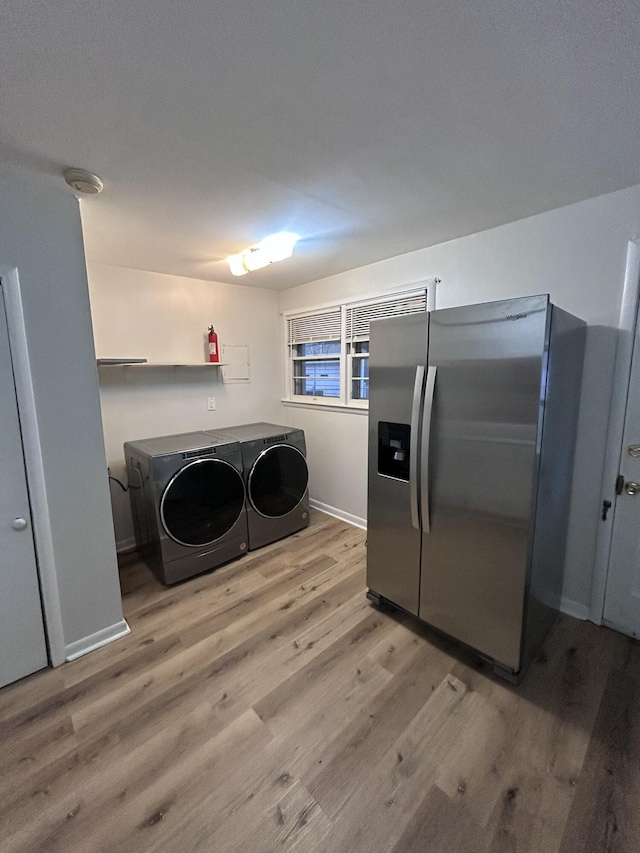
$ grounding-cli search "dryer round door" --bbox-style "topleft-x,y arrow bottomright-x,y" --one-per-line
248,444 -> 309,518
160,458 -> 245,547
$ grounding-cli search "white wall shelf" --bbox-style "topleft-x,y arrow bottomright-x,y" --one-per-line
97,359 -> 227,367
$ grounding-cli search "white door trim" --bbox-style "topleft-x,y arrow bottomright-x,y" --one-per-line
590,240 -> 640,624
0,265 -> 65,666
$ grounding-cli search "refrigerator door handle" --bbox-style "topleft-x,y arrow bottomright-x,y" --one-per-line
410,365 -> 426,530
421,365 -> 437,533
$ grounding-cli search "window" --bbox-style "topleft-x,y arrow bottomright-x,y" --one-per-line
284,286 -> 429,408
349,341 -> 369,401
288,307 -> 342,400
293,340 -> 341,399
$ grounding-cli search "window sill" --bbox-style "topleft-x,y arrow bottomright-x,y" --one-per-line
281,399 -> 369,415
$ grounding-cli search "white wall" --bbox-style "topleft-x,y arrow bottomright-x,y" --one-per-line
87,263 -> 282,550
279,184 -> 640,616
0,172 -> 125,660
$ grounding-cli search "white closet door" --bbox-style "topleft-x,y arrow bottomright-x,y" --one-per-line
0,285 -> 47,688
604,302 -> 640,637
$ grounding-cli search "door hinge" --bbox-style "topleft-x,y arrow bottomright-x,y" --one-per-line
615,474 -> 625,495
602,500 -> 612,521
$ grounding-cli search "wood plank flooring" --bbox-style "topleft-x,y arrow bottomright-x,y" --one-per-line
1,510 -> 640,852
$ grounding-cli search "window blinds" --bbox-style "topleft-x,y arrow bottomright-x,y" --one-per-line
287,308 -> 342,344
345,290 -> 427,342
287,289 -> 427,346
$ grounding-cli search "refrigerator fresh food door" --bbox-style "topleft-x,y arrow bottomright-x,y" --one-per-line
420,295 -> 550,673
367,312 -> 428,615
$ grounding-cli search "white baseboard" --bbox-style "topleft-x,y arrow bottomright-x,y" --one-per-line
310,498 -> 367,530
559,596 -> 591,622
602,617 -> 639,639
116,536 -> 137,554
65,618 -> 131,662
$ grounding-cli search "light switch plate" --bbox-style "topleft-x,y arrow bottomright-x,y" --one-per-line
207,397 -> 216,411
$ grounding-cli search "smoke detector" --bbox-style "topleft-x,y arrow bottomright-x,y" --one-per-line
64,168 -> 104,195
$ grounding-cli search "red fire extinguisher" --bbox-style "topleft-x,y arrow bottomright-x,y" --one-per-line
208,326 -> 220,363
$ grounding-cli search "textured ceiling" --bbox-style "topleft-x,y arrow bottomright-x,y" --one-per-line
1,0 -> 639,289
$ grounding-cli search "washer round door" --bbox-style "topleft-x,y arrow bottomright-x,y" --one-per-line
160,458 -> 245,547
248,444 -> 309,518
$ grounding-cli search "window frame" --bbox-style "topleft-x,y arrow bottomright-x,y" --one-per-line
291,338 -> 342,401
282,278 -> 437,410
346,338 -> 370,409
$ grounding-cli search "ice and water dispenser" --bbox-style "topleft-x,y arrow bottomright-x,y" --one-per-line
377,422 -> 411,481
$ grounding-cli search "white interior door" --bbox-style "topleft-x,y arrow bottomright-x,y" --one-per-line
604,306 -> 640,637
0,284 -> 48,688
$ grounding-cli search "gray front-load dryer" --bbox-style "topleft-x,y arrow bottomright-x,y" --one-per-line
212,423 -> 309,551
124,431 -> 248,584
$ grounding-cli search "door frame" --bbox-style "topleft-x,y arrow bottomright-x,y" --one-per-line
590,240 -> 640,625
0,265 -> 65,666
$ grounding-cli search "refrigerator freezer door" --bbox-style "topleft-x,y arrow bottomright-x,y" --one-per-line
419,295 -> 550,672
367,312 -> 428,615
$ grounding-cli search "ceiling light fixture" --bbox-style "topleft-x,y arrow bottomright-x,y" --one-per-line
227,232 -> 299,276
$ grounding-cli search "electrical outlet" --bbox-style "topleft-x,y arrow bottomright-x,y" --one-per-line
207,397 -> 216,411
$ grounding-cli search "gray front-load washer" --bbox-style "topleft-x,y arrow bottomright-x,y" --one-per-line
124,431 -> 248,584
212,423 -> 309,551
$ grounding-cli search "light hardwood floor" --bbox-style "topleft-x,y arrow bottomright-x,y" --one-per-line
1,511 -> 639,852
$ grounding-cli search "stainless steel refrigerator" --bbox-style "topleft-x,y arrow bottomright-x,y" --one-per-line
366,294 -> 585,681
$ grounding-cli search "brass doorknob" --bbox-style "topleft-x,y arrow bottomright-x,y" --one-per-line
625,481 -> 640,496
